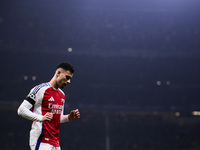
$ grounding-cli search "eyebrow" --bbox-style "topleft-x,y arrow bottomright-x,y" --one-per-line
66,75 -> 72,80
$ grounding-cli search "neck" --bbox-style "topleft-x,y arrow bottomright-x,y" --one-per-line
49,77 -> 58,89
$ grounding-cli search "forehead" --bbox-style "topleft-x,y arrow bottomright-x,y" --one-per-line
62,70 -> 73,77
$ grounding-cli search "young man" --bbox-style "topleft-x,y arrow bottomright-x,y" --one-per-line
17,62 -> 80,150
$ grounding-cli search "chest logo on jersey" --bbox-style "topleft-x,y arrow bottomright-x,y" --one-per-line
48,96 -> 55,101
48,103 -> 62,114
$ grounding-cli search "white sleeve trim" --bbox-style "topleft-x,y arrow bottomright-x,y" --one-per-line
60,114 -> 69,123
60,98 -> 69,123
17,100 -> 43,122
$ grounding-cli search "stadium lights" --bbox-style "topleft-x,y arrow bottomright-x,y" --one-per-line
68,47 -> 72,52
192,111 -> 200,116
23,75 -> 37,81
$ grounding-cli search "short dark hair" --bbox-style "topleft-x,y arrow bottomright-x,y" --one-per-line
56,62 -> 74,73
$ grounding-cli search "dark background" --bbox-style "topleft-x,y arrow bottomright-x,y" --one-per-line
0,0 -> 200,150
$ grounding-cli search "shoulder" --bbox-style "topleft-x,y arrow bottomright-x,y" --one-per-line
26,82 -> 51,103
30,82 -> 51,94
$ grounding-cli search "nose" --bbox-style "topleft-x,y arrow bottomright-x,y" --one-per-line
67,79 -> 71,84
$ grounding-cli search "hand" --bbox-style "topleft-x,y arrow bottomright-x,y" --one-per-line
68,109 -> 80,121
42,112 -> 53,122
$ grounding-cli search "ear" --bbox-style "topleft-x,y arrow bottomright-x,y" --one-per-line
56,70 -> 62,77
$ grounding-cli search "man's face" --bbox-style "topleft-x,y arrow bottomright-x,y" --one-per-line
56,69 -> 73,89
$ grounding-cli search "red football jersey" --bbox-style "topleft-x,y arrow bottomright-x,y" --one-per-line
27,83 -> 65,147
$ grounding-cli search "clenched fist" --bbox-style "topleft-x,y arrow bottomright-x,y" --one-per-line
42,112 -> 53,122
68,109 -> 80,121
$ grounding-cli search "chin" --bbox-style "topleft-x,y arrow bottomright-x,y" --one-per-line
60,84 -> 67,89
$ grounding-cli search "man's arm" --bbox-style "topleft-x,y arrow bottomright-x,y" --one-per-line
60,109 -> 80,123
17,100 -> 53,122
